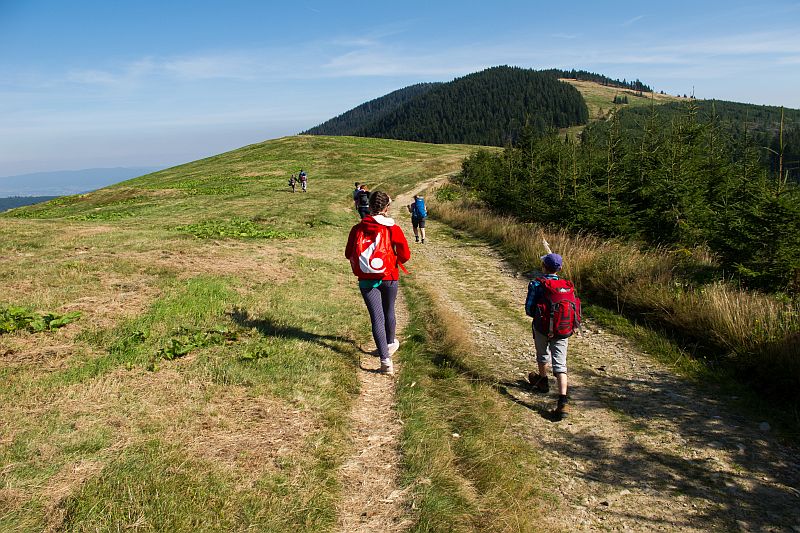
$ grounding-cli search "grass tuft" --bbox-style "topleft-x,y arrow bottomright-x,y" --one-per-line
398,277 -> 549,532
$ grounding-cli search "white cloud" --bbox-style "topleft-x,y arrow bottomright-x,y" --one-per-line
622,15 -> 646,27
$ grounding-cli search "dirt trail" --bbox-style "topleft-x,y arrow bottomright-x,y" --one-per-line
408,212 -> 800,531
336,181 -> 438,533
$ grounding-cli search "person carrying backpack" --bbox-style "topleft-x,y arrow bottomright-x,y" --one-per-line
524,253 -> 581,420
407,194 -> 427,243
299,170 -> 307,192
345,191 -> 410,375
356,185 -> 370,219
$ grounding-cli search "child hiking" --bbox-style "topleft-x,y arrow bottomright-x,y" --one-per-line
525,253 -> 581,420
345,191 -> 410,375
407,194 -> 427,243
288,174 -> 297,193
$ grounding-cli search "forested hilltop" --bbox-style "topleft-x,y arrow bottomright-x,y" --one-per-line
305,66 -> 589,146
303,82 -> 441,136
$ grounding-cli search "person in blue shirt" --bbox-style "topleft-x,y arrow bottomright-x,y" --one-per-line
525,253 -> 571,420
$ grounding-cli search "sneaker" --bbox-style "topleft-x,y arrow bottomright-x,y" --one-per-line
380,359 -> 394,375
421,239 -> 425,244
554,400 -> 570,420
527,372 -> 549,392
387,339 -> 400,356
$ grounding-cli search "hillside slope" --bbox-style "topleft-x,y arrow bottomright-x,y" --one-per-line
2,135 -> 797,532
0,135 -> 477,531
306,66 -> 589,146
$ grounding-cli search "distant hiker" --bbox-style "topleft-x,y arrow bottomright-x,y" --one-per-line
345,191 -> 410,375
356,185 -> 370,219
352,182 -> 361,207
525,253 -> 581,420
299,170 -> 308,192
289,174 -> 297,193
407,194 -> 427,243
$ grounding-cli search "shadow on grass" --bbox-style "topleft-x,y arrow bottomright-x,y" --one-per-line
228,307 -> 358,360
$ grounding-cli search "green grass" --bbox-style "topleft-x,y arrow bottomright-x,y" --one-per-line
397,277 -> 549,532
0,135 -> 476,530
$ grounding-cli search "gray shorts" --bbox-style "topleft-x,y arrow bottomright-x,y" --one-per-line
533,325 -> 568,374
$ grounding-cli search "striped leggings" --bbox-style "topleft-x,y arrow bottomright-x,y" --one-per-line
360,280 -> 398,362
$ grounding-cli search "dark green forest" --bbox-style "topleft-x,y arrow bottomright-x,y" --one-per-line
461,101 -> 800,293
584,100 -> 800,182
305,66 -> 589,146
303,82 -> 441,136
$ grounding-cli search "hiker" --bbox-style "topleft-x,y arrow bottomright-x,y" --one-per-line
299,170 -> 307,192
355,185 -> 370,219
525,253 -> 581,420
289,174 -> 297,193
352,182 -> 361,209
345,191 -> 410,375
407,194 -> 427,243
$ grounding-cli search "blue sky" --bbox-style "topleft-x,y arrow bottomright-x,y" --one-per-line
2,0 -> 799,176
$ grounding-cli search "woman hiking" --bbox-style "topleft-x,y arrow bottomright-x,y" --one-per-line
344,191 -> 410,375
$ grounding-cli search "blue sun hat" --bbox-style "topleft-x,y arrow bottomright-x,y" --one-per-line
540,253 -> 563,271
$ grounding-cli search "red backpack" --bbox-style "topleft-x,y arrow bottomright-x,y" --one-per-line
349,225 -> 396,279
532,277 -> 582,339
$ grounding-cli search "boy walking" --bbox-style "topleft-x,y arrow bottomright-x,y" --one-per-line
525,253 -> 581,420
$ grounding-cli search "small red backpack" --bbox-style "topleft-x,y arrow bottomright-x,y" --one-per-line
349,225 -> 396,279
533,278 -> 582,339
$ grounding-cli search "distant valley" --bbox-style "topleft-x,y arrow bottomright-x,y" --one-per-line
0,167 -> 160,197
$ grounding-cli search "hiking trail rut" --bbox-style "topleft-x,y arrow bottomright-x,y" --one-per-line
408,203 -> 800,532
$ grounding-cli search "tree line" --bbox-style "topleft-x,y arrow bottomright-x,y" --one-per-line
461,101 -> 800,293
540,68 -> 652,92
303,83 -> 441,136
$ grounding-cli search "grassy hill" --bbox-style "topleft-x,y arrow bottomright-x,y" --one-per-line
0,135 -> 478,531
560,78 -> 685,121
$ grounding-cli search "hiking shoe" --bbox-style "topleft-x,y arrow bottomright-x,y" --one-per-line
387,339 -> 400,356
415,236 -> 419,242
554,400 -> 570,420
527,372 -> 549,392
380,359 -> 394,375
421,239 -> 425,244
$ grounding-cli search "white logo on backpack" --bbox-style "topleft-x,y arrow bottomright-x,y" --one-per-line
359,233 -> 386,274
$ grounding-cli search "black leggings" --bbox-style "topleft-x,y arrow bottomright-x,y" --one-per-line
360,280 -> 398,361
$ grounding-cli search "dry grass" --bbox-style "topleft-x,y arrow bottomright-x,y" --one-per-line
561,79 -> 686,121
430,193 -> 800,391
398,277 -> 549,532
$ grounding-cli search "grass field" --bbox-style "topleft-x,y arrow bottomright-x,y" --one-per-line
0,135 -> 477,531
560,79 -> 686,121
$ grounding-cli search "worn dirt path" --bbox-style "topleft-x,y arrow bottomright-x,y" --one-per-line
408,208 -> 800,532
335,180 -> 440,533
